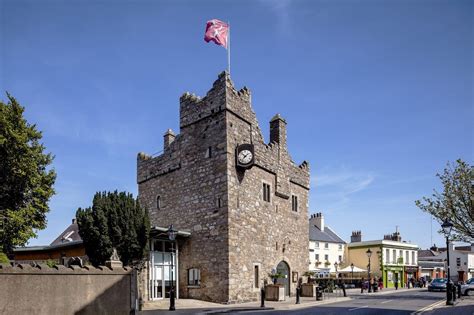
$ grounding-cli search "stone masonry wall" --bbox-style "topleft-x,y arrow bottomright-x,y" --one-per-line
224,74 -> 310,302
137,74 -> 230,303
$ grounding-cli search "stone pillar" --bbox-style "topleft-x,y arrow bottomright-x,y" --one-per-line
270,114 -> 287,148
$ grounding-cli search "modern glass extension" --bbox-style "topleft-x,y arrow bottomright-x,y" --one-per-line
149,240 -> 178,300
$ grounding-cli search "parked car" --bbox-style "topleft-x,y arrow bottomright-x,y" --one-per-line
428,278 -> 447,292
460,278 -> 474,296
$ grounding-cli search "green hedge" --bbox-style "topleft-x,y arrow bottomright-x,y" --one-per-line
0,252 -> 10,263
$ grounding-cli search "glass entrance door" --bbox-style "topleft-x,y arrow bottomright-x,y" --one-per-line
149,240 -> 176,300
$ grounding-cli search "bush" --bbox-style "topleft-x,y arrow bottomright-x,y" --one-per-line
46,259 -> 57,268
0,252 -> 9,263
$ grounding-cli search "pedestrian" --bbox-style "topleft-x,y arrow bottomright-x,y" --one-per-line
422,277 -> 426,288
361,277 -> 365,293
394,279 -> 398,290
411,277 -> 415,289
378,277 -> 383,291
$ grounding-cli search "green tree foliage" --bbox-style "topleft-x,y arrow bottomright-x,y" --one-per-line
0,93 -> 56,256
415,159 -> 473,242
76,191 -> 150,266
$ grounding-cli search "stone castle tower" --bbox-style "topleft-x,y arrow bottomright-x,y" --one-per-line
137,72 -> 310,303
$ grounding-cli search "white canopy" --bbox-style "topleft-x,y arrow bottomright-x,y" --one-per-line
338,265 -> 367,273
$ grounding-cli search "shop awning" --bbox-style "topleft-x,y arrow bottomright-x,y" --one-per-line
338,265 -> 367,273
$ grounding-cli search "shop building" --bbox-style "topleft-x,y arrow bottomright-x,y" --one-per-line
346,230 -> 419,288
137,72 -> 310,303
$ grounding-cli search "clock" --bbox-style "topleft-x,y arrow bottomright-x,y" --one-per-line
236,143 -> 254,169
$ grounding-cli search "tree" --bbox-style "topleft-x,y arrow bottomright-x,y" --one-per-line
415,159 -> 473,242
0,93 -> 56,256
76,191 -> 150,266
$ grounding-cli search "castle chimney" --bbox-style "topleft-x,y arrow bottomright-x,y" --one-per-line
351,230 -> 362,243
72,218 -> 77,224
430,244 -> 438,252
164,129 -> 176,150
270,114 -> 287,148
309,212 -> 324,231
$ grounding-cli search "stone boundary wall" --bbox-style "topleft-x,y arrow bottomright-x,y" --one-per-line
0,263 -> 137,315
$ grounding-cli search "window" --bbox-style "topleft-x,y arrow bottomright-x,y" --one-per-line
188,268 -> 200,286
156,196 -> 161,210
324,254 -> 328,261
217,197 -> 222,208
338,244 -> 342,250
412,251 -> 415,265
291,195 -> 298,212
315,254 -> 319,261
315,242 -> 320,248
263,183 -> 271,202
254,265 -> 259,288
406,251 -> 409,265
324,243 -> 329,249
392,249 -> 396,264
456,258 -> 461,267
338,255 -> 342,262
386,249 -> 390,264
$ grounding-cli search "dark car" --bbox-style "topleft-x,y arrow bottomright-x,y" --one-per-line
428,278 -> 447,292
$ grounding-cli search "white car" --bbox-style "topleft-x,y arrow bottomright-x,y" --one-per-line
460,278 -> 474,296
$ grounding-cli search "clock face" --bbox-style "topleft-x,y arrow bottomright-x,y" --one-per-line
238,149 -> 253,164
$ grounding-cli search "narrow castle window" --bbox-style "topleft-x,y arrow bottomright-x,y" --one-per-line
263,183 -> 271,202
217,197 -> 222,208
156,196 -> 161,210
291,195 -> 298,212
254,265 -> 259,289
206,146 -> 212,158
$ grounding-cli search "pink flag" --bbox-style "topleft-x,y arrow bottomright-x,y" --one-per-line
204,19 -> 229,49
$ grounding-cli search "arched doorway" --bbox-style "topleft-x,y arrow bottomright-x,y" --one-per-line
276,261 -> 290,296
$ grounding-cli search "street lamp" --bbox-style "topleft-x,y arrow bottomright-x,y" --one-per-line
350,263 -> 354,282
441,219 -> 453,306
366,248 -> 372,293
167,224 -> 177,311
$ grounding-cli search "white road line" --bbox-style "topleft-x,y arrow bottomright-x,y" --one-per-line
348,305 -> 369,311
410,299 -> 445,314
380,299 -> 393,304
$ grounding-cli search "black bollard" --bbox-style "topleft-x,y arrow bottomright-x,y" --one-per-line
260,287 -> 265,308
457,283 -> 462,298
296,287 -> 301,304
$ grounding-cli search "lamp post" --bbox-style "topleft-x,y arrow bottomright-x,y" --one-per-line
366,248 -> 372,293
167,225 -> 177,311
441,219 -> 453,306
350,263 -> 354,283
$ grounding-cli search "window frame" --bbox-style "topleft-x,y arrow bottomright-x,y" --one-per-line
187,268 -> 201,287
156,195 -> 161,210
262,182 -> 271,203
291,194 -> 298,212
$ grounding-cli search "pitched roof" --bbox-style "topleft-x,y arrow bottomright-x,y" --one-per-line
309,224 -> 346,244
50,219 -> 82,246
418,249 -> 440,257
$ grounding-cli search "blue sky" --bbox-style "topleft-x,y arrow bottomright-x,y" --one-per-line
1,0 -> 472,249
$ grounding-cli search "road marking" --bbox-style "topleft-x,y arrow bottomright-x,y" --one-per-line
349,306 -> 369,311
410,299 -> 445,314
380,299 -> 393,304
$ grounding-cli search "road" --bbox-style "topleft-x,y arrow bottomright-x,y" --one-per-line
240,290 -> 474,315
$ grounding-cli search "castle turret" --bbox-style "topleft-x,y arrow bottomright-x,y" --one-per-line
164,129 -> 176,150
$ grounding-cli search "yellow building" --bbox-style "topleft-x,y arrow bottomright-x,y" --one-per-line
346,231 -> 419,288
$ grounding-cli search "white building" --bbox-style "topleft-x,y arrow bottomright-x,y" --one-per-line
423,244 -> 474,282
308,213 -> 346,277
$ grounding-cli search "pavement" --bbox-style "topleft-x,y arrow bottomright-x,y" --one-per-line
139,287 -> 445,314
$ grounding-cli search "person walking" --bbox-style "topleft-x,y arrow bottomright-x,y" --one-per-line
394,279 -> 399,290
360,278 -> 365,293
378,277 -> 383,291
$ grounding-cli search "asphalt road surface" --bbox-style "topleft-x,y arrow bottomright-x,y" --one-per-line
240,290 -> 474,315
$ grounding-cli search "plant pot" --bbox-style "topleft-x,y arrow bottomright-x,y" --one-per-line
301,284 -> 316,297
265,284 -> 285,301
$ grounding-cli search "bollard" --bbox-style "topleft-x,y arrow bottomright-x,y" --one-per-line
457,283 -> 462,298
452,285 -> 457,302
169,288 -> 176,311
296,286 -> 300,304
316,286 -> 323,301
260,287 -> 265,308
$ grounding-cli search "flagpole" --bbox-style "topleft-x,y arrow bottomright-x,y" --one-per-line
227,21 -> 231,75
